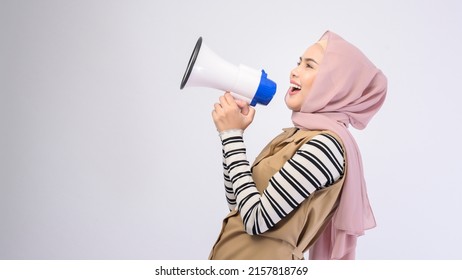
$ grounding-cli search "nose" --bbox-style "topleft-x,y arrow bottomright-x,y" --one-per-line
290,67 -> 299,78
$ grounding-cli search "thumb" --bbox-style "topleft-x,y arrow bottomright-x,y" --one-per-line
244,106 -> 256,124
235,99 -> 250,115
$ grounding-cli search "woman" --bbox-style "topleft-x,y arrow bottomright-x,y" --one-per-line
209,31 -> 387,260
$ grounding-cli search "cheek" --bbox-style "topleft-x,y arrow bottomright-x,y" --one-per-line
301,73 -> 316,89
298,74 -> 316,101
285,91 -> 304,111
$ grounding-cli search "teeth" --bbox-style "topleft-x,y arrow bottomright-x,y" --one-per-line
290,83 -> 301,90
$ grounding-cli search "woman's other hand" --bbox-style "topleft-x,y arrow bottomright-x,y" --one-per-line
212,92 -> 256,132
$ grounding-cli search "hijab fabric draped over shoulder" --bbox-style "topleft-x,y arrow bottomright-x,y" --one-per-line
291,31 -> 387,259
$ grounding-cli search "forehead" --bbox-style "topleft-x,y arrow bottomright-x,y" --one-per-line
301,43 -> 325,62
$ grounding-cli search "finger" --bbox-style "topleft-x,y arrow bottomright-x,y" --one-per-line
235,99 -> 250,115
219,95 -> 229,108
224,92 -> 237,107
213,103 -> 223,113
235,100 -> 249,115
242,106 -> 256,128
247,106 -> 256,120
235,99 -> 247,108
211,110 -> 221,129
212,104 -> 224,120
211,108 -> 219,121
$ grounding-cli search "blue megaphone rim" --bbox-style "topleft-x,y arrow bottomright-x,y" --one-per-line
250,70 -> 277,106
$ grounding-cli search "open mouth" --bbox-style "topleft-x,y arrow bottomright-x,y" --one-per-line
289,83 -> 301,94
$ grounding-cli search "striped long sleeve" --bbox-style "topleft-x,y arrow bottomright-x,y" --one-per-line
222,137 -> 237,211
220,130 -> 345,235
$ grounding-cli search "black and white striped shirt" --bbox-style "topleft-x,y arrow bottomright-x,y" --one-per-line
221,129 -> 345,235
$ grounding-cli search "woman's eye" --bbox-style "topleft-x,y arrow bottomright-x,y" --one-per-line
297,61 -> 313,69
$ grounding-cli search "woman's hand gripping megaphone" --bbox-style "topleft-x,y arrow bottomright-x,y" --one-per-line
212,92 -> 256,133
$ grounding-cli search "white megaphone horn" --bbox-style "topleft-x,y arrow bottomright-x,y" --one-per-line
180,37 -> 277,106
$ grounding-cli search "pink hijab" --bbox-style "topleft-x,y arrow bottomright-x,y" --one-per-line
291,31 -> 387,259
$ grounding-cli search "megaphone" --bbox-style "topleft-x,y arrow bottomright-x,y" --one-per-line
180,37 -> 277,106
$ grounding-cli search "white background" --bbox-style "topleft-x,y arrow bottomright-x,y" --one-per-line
1,0 -> 461,259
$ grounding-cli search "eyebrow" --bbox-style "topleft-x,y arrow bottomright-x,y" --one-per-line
299,57 -> 319,64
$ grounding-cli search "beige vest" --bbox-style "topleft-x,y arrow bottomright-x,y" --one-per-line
209,127 -> 346,260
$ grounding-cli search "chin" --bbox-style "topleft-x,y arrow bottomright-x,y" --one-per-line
285,95 -> 302,111
284,101 -> 300,112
